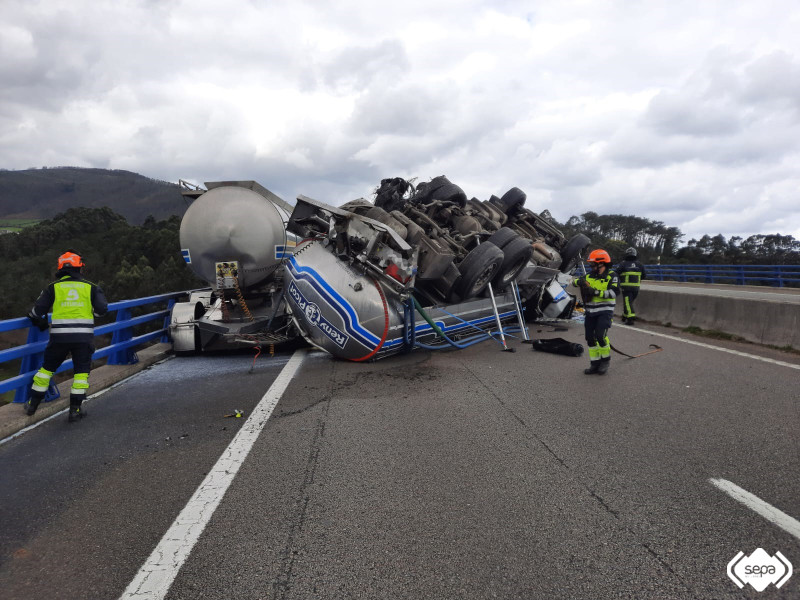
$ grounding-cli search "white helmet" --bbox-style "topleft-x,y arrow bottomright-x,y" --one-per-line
626,247 -> 637,257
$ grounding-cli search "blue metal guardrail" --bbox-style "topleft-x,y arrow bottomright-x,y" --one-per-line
0,290 -> 190,404
644,264 -> 800,287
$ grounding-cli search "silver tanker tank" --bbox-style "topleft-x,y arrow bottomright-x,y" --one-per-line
170,181 -> 297,353
179,181 -> 292,289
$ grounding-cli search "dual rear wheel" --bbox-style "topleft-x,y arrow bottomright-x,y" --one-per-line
452,227 -> 534,301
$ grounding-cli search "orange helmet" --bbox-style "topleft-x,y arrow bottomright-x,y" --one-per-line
587,249 -> 611,264
58,251 -> 84,269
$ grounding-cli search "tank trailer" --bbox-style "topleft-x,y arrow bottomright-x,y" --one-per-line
170,177 -> 590,360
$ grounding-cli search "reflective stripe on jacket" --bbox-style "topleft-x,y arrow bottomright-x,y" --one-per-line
615,259 -> 647,288
573,270 -> 620,315
30,271 -> 108,343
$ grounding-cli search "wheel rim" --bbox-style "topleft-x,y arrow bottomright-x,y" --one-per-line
471,263 -> 499,295
500,257 -> 528,284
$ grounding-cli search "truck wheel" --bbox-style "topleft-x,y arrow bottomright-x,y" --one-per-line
492,187 -> 527,214
559,233 -> 591,273
430,182 -> 467,207
454,242 -> 504,299
486,227 -> 518,249
494,236 -> 534,287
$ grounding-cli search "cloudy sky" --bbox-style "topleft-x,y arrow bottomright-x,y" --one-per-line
2,0 -> 800,242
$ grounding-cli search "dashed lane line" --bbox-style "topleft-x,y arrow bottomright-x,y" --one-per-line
118,348 -> 308,600
625,326 -> 800,370
709,479 -> 800,541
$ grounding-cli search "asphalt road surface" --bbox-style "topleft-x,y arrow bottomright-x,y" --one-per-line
1,320 -> 798,599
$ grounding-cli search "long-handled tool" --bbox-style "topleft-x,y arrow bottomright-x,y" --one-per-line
511,280 -> 532,343
611,343 -> 663,358
476,239 -> 515,353
486,279 -> 515,352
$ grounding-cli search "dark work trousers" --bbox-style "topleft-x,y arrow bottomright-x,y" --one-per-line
584,311 -> 612,362
42,341 -> 94,374
621,287 -> 639,319
41,341 -> 94,406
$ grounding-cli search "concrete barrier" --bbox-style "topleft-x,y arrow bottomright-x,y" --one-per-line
618,287 -> 800,349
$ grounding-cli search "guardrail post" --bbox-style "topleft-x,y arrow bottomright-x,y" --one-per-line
107,308 -> 139,365
680,266 -> 687,283
161,299 -> 176,343
775,266 -> 784,288
14,324 -> 60,404
737,266 -> 744,285
705,266 -> 713,284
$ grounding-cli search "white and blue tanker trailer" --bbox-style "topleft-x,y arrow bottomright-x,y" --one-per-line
170,178 -> 589,360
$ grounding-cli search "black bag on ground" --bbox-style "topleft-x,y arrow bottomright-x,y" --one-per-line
532,337 -> 584,357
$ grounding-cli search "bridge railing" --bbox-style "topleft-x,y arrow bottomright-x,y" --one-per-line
643,264 -> 800,287
0,290 -> 191,404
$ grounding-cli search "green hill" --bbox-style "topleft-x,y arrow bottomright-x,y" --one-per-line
0,167 -> 187,225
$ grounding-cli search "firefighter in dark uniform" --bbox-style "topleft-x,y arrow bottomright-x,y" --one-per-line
574,249 -> 619,375
25,251 -> 108,422
615,247 -> 646,325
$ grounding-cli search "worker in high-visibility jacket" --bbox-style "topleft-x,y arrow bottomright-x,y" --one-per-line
614,247 -> 647,325
573,249 -> 619,375
25,251 -> 108,422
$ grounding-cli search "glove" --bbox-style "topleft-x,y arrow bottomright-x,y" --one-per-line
28,312 -> 49,332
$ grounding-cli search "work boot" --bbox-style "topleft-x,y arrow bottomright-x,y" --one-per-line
24,395 -> 43,416
597,357 -> 610,375
584,362 -> 600,375
68,405 -> 85,423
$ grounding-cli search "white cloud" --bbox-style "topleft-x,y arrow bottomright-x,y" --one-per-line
1,0 -> 800,241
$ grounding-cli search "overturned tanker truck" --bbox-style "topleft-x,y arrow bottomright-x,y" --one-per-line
170,177 -> 590,360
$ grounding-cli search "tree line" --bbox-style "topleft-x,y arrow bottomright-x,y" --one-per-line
546,211 -> 800,266
0,207 -> 203,320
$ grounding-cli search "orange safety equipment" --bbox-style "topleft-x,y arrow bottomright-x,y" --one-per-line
58,251 -> 85,269
587,249 -> 611,264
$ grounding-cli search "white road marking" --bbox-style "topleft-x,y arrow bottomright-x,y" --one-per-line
709,478 -> 800,541
625,326 -> 800,370
119,348 -> 307,600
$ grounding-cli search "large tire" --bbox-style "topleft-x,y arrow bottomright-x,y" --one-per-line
492,187 -> 527,214
486,226 -> 518,249
413,175 -> 450,203
559,233 -> 591,273
430,182 -> 467,207
494,236 -> 534,287
454,242 -> 504,299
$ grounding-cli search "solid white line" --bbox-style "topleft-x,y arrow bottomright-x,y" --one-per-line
0,357 -> 175,447
625,326 -> 800,370
709,478 -> 800,541
119,348 -> 307,600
